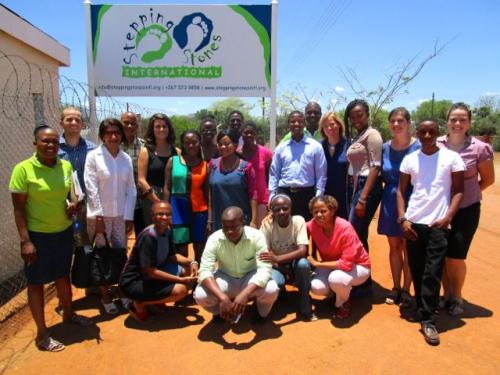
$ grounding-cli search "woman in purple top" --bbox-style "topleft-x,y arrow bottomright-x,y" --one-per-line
240,121 -> 273,227
377,107 -> 420,307
438,102 -> 495,315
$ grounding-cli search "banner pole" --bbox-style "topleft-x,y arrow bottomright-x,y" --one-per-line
84,0 -> 98,142
269,0 -> 278,149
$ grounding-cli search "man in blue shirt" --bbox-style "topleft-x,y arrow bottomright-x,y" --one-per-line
58,107 -> 96,250
279,101 -> 323,144
269,111 -> 327,220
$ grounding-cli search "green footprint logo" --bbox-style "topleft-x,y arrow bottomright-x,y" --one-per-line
135,24 -> 173,63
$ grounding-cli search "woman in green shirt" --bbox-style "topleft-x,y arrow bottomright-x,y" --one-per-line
9,126 -> 92,352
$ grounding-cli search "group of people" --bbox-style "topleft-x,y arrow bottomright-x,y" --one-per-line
9,99 -> 494,351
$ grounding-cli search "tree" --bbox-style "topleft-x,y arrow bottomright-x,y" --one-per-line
412,99 -> 453,129
331,40 -> 451,127
208,97 -> 254,127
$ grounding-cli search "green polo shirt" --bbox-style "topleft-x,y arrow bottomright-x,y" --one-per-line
198,226 -> 272,287
9,153 -> 73,233
279,129 -> 322,144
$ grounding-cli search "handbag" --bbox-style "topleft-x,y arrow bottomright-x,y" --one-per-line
70,235 -> 128,288
71,245 -> 93,288
88,235 -> 128,286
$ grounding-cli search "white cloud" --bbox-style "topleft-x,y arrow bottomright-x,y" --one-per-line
418,98 -> 430,104
334,86 -> 345,93
176,100 -> 188,105
482,92 -> 499,96
167,107 -> 178,113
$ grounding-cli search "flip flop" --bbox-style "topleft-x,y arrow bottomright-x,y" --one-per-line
36,336 -> 65,352
101,300 -> 119,315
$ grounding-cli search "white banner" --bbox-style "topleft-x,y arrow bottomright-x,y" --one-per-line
89,4 -> 272,97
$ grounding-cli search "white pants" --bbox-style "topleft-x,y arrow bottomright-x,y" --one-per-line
194,270 -> 279,317
311,265 -> 371,307
87,216 -> 127,248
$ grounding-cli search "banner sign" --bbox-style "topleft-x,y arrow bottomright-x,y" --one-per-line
90,4 -> 271,97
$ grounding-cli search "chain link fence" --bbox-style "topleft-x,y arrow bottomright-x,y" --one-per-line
0,50 -> 166,321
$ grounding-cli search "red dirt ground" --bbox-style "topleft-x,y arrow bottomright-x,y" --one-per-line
1,156 -> 499,375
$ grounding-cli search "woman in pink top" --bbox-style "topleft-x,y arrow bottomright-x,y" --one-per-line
307,195 -> 371,319
437,102 -> 495,316
240,121 -> 273,226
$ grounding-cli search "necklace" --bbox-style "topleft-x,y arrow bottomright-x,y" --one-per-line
220,156 -> 239,172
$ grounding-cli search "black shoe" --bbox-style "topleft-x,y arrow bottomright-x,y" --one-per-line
420,323 -> 440,346
251,308 -> 267,324
385,288 -> 401,305
212,314 -> 226,323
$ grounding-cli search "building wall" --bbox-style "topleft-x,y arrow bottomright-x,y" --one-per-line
0,31 -> 63,286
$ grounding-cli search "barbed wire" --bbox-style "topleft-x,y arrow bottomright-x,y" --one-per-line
0,49 -> 168,320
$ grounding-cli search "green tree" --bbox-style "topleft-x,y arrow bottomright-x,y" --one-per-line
208,98 -> 254,127
412,99 -> 453,129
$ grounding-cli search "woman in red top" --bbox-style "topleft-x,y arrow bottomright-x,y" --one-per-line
307,195 -> 371,318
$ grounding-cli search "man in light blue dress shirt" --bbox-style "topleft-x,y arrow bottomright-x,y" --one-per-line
269,111 -> 327,220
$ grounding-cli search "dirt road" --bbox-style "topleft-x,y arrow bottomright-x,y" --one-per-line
1,157 -> 499,375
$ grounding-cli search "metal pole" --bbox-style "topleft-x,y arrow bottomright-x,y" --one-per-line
84,0 -> 98,142
269,0 -> 278,149
431,92 -> 435,117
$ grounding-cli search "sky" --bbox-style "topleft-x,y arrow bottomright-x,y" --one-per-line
2,0 -> 500,117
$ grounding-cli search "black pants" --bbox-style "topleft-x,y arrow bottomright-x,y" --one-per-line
407,224 -> 448,324
133,207 -> 145,237
277,186 -> 316,221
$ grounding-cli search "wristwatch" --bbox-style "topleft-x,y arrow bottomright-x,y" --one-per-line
397,217 -> 408,225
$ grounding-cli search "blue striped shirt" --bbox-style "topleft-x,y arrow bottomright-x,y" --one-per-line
58,136 -> 96,194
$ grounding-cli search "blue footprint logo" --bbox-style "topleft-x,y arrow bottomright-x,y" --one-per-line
173,13 -> 213,53
135,24 -> 173,63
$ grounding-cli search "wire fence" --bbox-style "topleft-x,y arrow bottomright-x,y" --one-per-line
0,50 -> 166,321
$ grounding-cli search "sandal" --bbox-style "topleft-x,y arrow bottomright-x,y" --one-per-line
36,335 -> 65,352
400,290 -> 412,308
334,300 -> 351,319
129,304 -> 149,322
65,314 -> 93,327
101,300 -> 119,315
385,288 -> 400,305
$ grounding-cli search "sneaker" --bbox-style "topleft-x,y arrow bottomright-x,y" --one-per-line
438,296 -> 451,309
385,288 -> 400,305
420,323 -> 440,346
448,299 -> 464,316
251,308 -> 267,324
399,290 -> 412,308
298,312 -> 318,322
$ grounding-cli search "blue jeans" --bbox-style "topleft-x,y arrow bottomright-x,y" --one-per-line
271,257 -> 312,315
347,175 -> 382,252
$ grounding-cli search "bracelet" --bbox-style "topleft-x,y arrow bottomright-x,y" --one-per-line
190,260 -> 199,266
20,239 -> 32,245
358,198 -> 367,205
207,220 -> 214,224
